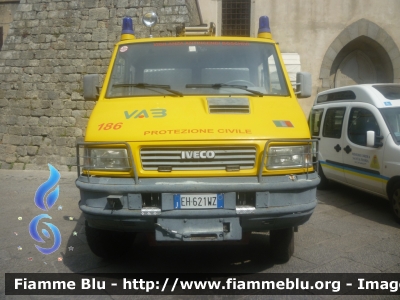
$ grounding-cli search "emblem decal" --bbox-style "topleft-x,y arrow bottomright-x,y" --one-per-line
273,120 -> 294,127
181,151 -> 215,159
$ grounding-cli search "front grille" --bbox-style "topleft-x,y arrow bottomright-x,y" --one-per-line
140,146 -> 256,171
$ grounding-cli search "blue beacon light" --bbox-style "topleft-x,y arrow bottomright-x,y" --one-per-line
257,16 -> 272,39
122,17 -> 134,34
121,17 -> 135,40
258,16 -> 271,33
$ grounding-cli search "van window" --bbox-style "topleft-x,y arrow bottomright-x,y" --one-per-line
316,91 -> 356,103
322,107 -> 345,138
380,107 -> 400,144
348,108 -> 380,146
309,109 -> 324,136
373,85 -> 400,100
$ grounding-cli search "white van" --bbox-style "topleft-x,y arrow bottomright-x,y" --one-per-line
309,84 -> 400,223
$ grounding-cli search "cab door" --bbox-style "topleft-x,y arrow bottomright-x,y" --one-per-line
342,105 -> 386,196
318,106 -> 348,184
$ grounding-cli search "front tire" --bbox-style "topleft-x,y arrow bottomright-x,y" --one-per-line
270,227 -> 294,263
85,221 -> 135,259
389,181 -> 400,224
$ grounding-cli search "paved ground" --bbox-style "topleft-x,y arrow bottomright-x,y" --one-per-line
1,169 -> 400,299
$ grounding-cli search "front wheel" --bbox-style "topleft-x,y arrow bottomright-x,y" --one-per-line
389,181 -> 400,224
317,162 -> 330,190
85,221 -> 135,259
270,227 -> 294,263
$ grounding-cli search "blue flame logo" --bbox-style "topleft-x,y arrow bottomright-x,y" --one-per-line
34,164 -> 60,211
29,164 -> 62,255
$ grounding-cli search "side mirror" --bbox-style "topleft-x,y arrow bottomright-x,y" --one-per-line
83,74 -> 99,100
295,72 -> 312,98
366,131 -> 375,147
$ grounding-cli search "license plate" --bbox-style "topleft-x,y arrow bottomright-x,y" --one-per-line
173,194 -> 224,209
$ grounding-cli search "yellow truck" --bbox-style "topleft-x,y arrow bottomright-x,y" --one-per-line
76,13 -> 319,263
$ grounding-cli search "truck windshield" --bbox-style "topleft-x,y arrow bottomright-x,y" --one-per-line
106,41 -> 289,98
380,107 -> 400,144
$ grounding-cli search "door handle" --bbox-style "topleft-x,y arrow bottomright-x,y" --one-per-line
343,145 -> 352,154
334,144 -> 341,152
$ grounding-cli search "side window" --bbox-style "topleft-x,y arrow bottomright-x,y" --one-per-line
107,57 -> 128,97
267,55 -> 284,94
309,109 -> 324,137
348,108 -> 380,146
322,107 -> 346,138
381,108 -> 400,144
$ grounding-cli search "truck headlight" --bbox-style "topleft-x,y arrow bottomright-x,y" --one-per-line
84,148 -> 130,171
266,145 -> 311,169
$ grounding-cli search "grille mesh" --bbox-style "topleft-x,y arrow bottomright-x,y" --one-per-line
141,146 -> 256,171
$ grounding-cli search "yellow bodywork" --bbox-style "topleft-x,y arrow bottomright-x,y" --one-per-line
84,35 -> 312,177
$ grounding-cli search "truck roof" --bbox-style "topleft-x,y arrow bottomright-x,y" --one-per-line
313,84 -> 400,108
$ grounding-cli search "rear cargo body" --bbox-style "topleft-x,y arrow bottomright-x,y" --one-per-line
76,15 -> 319,262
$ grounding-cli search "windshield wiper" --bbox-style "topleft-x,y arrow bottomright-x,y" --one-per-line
112,83 -> 183,97
186,83 -> 264,97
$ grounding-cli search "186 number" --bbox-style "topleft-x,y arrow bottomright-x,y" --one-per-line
98,122 -> 123,130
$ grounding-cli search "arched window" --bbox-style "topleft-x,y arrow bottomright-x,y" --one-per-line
332,37 -> 392,88
319,19 -> 399,90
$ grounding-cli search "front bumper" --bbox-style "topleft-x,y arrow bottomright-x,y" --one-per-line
76,173 -> 319,240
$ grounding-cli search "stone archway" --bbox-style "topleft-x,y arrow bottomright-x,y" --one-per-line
319,19 -> 400,90
335,50 -> 377,87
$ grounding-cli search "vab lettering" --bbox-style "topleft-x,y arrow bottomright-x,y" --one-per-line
124,109 -> 167,119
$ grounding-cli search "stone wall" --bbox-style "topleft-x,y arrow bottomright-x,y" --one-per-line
0,0 -> 200,170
